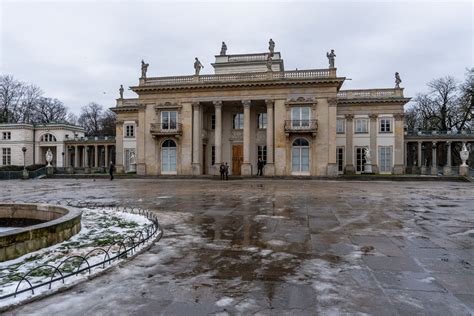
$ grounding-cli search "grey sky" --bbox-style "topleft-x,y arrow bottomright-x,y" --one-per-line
1,0 -> 472,114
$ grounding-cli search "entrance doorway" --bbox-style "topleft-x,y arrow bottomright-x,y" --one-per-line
291,138 -> 310,175
161,139 -> 177,174
232,144 -> 243,175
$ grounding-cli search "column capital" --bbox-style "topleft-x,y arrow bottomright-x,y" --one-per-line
344,114 -> 354,121
446,141 -> 451,145
242,100 -> 251,108
192,101 -> 200,109
328,98 -> 337,107
369,114 -> 378,121
265,99 -> 274,107
213,100 -> 223,108
432,141 -> 437,146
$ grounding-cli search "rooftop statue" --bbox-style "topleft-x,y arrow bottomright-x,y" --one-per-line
194,57 -> 204,76
326,49 -> 336,68
119,84 -> 124,99
268,38 -> 275,56
220,42 -> 227,55
395,72 -> 402,88
266,54 -> 273,71
141,60 -> 149,78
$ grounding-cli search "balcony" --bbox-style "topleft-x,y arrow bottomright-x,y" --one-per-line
284,120 -> 318,136
150,123 -> 183,137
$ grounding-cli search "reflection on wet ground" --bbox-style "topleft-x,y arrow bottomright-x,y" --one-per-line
2,179 -> 474,315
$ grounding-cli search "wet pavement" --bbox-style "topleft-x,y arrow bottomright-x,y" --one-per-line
2,178 -> 474,315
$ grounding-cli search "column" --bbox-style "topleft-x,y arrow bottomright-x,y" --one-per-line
241,100 -> 252,175
115,121 -> 124,173
74,145 -> 79,168
417,142 -> 422,168
344,114 -> 354,173
431,142 -> 437,175
393,113 -> 405,174
105,146 -> 109,168
327,98 -> 338,176
213,101 -> 223,175
94,145 -> 99,168
443,141 -> 452,175
192,102 -> 202,175
84,146 -> 90,173
369,114 -> 378,173
264,99 -> 275,176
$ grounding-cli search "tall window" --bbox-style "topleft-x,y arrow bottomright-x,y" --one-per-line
233,113 -> 244,129
161,111 -> 178,130
258,113 -> 267,129
336,147 -> 344,173
257,145 -> 267,164
40,133 -> 57,142
379,118 -> 393,133
291,107 -> 310,127
355,119 -> 368,133
211,114 -> 216,130
355,147 -> 367,172
291,138 -> 310,175
379,146 -> 393,173
2,132 -> 11,140
211,146 -> 215,165
125,125 -> 135,137
336,119 -> 345,134
2,148 -> 11,166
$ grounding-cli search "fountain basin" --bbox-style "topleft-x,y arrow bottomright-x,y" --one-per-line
0,203 -> 82,261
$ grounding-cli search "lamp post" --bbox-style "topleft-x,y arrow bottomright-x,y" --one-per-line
21,147 -> 28,180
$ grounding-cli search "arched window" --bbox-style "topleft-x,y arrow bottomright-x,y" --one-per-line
40,133 -> 57,142
292,138 -> 310,175
161,139 -> 177,174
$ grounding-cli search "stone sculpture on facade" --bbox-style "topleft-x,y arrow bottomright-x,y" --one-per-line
459,143 -> 470,176
395,72 -> 402,88
327,50 -> 336,68
220,42 -> 227,55
363,147 -> 373,173
268,38 -> 275,56
45,148 -> 53,167
194,57 -> 204,76
141,60 -> 149,78
266,54 -> 273,71
119,85 -> 124,99
129,150 -> 137,172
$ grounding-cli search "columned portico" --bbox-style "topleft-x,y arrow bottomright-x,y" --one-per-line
241,100 -> 252,176
192,102 -> 202,175
264,99 -> 275,176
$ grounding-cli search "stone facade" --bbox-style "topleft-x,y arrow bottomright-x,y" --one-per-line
112,47 -> 410,176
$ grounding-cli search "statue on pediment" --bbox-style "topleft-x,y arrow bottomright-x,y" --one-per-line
327,49 -> 336,68
194,57 -> 204,75
268,38 -> 275,55
119,85 -> 124,99
141,60 -> 149,78
220,42 -> 227,55
395,72 -> 402,88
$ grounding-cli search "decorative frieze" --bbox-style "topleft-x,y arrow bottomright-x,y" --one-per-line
285,96 -> 317,110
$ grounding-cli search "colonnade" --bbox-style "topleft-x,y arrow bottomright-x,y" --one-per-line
64,144 -> 115,169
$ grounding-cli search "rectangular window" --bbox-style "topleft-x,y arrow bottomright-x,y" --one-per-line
355,119 -> 368,133
125,125 -> 135,137
336,119 -> 345,134
291,107 -> 310,127
161,111 -> 178,130
2,148 -> 11,166
379,118 -> 393,133
379,146 -> 393,173
211,146 -> 215,165
355,147 -> 367,172
233,113 -> 244,129
336,147 -> 344,173
257,145 -> 267,164
211,114 -> 215,130
2,132 -> 11,140
258,113 -> 267,129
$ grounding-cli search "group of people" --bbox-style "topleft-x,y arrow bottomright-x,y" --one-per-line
219,162 -> 229,180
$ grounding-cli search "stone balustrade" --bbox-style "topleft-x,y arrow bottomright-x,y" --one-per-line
337,88 -> 404,98
143,68 -> 337,86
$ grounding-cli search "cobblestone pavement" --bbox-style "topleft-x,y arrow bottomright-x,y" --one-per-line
2,179 -> 474,315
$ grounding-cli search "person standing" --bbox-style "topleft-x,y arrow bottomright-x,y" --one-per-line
219,162 -> 225,180
224,162 -> 229,180
109,161 -> 115,181
257,158 -> 264,176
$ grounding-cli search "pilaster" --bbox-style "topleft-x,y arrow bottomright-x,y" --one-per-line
264,99 -> 275,176
344,114 -> 354,174
369,114 -> 379,173
241,100 -> 252,176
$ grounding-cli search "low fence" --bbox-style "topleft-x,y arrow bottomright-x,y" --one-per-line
0,201 -> 163,301
0,167 -> 46,180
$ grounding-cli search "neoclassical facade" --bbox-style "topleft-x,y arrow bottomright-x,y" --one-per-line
112,47 -> 410,176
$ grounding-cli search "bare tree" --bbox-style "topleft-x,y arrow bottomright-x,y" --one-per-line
78,102 -> 103,135
0,75 -> 27,123
409,71 -> 472,131
32,97 -> 68,123
66,112 -> 78,125
100,110 -> 117,136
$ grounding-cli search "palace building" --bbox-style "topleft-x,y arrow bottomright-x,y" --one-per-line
111,44 -> 411,176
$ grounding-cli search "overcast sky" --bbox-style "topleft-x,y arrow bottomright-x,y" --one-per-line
1,0 -> 472,114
